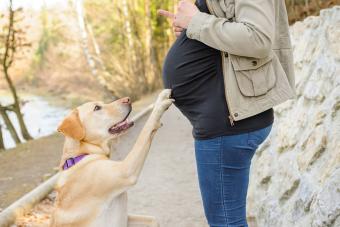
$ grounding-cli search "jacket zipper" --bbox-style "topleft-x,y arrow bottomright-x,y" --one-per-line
220,52 -> 235,126
205,0 -> 235,126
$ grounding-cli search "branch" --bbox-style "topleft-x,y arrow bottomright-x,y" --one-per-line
2,0 -> 15,70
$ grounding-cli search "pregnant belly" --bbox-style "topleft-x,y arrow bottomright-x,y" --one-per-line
162,32 -> 221,100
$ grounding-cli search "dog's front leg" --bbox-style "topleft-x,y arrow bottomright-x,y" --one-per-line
121,89 -> 173,184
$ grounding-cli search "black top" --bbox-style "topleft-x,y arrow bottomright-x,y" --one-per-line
162,0 -> 274,140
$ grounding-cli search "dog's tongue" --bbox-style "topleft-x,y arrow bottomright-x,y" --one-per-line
109,119 -> 134,134
117,119 -> 129,127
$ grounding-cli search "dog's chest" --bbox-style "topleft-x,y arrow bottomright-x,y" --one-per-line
95,192 -> 128,227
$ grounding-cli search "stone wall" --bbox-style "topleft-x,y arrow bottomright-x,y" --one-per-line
248,6 -> 340,227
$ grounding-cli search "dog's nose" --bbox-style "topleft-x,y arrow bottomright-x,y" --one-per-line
120,97 -> 131,104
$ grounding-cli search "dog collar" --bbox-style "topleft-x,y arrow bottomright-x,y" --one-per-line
63,154 -> 88,170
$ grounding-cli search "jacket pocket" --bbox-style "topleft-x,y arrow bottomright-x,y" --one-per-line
230,53 -> 277,97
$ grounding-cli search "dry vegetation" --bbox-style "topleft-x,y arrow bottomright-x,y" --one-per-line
0,0 -> 338,104
286,0 -> 340,24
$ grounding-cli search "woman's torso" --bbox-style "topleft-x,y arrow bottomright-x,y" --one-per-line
162,0 -> 274,139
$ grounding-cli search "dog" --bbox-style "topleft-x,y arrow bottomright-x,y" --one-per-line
50,89 -> 173,227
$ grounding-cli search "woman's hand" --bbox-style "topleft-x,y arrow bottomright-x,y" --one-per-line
158,0 -> 199,37
157,9 -> 184,37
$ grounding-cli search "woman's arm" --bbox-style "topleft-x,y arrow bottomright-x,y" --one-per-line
186,0 -> 275,58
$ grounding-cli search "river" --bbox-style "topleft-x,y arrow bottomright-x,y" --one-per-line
0,94 -> 69,149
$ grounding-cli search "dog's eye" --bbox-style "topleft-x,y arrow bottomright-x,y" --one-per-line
94,105 -> 102,111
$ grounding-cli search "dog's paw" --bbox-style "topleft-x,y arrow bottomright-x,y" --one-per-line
153,89 -> 174,116
155,89 -> 171,103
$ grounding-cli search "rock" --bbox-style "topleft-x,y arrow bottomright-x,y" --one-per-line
297,125 -> 328,171
292,177 -> 316,221
248,6 -> 340,227
310,169 -> 340,227
313,110 -> 327,126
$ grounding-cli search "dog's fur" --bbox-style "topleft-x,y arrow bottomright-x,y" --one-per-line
50,90 -> 173,227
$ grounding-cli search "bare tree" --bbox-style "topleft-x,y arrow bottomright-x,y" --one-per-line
0,0 -> 32,147
144,0 -> 160,90
0,124 -> 4,150
0,104 -> 22,145
74,0 -> 117,98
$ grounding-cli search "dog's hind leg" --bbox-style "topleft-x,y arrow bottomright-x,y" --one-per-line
128,214 -> 160,227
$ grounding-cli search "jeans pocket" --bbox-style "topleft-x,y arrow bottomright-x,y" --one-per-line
247,124 -> 273,150
195,137 -> 222,164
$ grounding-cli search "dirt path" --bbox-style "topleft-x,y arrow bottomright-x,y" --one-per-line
0,134 -> 63,210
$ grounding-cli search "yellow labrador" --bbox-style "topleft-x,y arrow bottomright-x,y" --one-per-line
50,89 -> 173,227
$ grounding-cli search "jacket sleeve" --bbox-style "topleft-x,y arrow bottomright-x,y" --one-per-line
186,0 -> 275,58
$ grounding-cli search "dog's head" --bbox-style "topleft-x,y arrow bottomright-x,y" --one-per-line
57,97 -> 134,144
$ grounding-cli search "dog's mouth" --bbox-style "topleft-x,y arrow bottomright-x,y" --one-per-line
108,110 -> 134,134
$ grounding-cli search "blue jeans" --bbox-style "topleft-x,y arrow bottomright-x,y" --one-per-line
194,124 -> 273,227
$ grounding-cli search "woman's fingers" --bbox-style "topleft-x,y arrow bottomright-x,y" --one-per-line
158,9 -> 185,37
157,9 -> 175,20
175,32 -> 182,37
173,25 -> 184,37
173,26 -> 184,32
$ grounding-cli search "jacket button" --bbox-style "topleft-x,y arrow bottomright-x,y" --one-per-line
224,53 -> 229,57
252,60 -> 257,66
234,113 -> 238,117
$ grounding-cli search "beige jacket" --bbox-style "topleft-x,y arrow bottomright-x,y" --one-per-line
186,0 -> 296,125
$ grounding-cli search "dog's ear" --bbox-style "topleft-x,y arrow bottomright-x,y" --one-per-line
57,109 -> 85,141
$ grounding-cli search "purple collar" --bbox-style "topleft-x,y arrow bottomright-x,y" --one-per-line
63,154 -> 88,170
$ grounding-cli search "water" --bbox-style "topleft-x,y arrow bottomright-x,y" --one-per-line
0,94 -> 69,149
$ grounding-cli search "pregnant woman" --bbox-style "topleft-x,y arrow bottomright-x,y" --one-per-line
159,0 -> 296,226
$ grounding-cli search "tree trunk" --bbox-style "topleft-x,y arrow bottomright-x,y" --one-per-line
305,0 -> 310,15
121,0 -> 134,52
86,23 -> 118,99
144,0 -> 159,90
313,0 -> 321,10
3,66 -> 32,140
12,102 -> 32,140
74,0 -> 115,97
121,0 -> 147,95
0,124 -> 5,150
2,69 -> 32,140
75,0 -> 98,77
2,0 -> 32,140
0,105 -> 21,145
121,0 -> 138,74
291,0 -> 298,22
